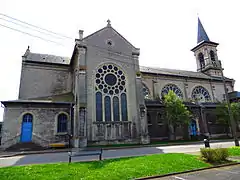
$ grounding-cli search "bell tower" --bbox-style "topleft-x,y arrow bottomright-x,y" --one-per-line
191,18 -> 222,77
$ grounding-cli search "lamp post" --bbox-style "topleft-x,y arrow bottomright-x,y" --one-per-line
218,60 -> 239,146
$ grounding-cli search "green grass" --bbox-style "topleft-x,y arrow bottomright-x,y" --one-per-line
88,139 -> 199,148
0,153 -> 210,180
228,147 -> 240,156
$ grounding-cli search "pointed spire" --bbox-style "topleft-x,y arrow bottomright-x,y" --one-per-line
197,18 -> 210,43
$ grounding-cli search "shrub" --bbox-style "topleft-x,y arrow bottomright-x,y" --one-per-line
200,148 -> 229,163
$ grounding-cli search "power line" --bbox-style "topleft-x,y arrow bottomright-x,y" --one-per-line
0,13 -> 73,40
0,17 -> 70,40
0,23 -> 65,46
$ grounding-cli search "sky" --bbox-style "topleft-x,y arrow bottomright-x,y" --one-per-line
0,0 -> 240,121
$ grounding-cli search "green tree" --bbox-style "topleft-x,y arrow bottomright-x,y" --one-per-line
216,102 -> 240,134
163,90 -> 192,140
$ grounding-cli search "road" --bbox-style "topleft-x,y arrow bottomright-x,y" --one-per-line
155,164 -> 240,180
0,141 -> 235,167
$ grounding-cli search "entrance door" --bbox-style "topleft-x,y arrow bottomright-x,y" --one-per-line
20,114 -> 33,142
190,120 -> 197,136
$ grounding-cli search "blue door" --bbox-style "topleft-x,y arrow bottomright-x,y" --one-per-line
20,114 -> 33,142
190,120 -> 197,136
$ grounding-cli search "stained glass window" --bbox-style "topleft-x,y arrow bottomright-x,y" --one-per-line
96,92 -> 102,121
95,64 -> 128,122
113,96 -> 120,121
105,96 -> 111,121
161,84 -> 183,99
121,93 -> 128,121
57,114 -> 67,133
192,86 -> 211,102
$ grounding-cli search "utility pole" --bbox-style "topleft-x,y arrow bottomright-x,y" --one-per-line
219,60 -> 239,146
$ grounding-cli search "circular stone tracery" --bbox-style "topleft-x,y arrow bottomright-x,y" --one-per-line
192,86 -> 211,102
95,64 -> 126,95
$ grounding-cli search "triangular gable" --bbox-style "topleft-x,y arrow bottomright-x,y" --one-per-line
81,21 -> 138,55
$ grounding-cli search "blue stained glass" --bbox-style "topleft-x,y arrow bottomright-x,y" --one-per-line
113,96 -> 120,121
105,96 -> 111,121
121,93 -> 128,121
96,92 -> 103,121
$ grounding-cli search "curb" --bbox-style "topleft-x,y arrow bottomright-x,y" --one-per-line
135,162 -> 240,180
0,139 -> 233,158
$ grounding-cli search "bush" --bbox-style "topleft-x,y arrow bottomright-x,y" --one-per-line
200,148 -> 229,163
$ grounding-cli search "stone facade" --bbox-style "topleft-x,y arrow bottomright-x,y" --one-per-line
0,19 -> 236,149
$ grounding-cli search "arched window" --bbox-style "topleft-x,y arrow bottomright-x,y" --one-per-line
96,92 -> 103,121
22,113 -> 33,123
192,86 -> 211,102
161,84 -> 183,99
95,63 -> 128,122
198,53 -> 205,69
113,96 -> 120,121
142,83 -> 151,99
57,114 -> 68,133
147,113 -> 151,124
210,50 -> 215,61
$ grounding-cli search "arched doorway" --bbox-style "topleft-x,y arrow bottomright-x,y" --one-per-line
20,113 -> 33,142
189,120 -> 197,137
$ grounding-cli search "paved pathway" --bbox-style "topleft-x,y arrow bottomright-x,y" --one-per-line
154,164 -> 240,180
0,141 -> 236,167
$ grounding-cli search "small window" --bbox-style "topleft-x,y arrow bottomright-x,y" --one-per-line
57,114 -> 68,133
210,50 -> 215,61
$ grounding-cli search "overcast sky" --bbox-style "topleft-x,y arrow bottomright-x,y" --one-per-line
0,0 -> 240,121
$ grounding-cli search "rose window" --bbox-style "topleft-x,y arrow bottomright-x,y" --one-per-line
95,64 -> 128,122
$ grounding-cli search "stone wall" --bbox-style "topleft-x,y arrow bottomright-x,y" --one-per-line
142,74 -> 233,102
18,62 -> 72,99
1,103 -> 71,149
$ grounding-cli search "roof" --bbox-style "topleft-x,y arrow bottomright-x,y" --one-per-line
197,18 -> 210,43
140,66 -> 233,81
23,47 -> 70,65
1,100 -> 73,106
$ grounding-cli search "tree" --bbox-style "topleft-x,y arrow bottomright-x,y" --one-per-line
216,102 -> 240,135
163,90 -> 192,140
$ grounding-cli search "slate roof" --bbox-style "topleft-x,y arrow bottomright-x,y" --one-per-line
140,66 -> 233,81
23,50 -> 70,65
197,18 -> 210,43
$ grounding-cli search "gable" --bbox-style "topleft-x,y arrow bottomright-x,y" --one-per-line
83,25 -> 138,55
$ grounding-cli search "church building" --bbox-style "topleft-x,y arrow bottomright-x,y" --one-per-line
0,18 -> 235,150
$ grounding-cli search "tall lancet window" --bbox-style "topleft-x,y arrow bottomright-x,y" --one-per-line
198,53 -> 205,69
95,64 -> 128,122
210,50 -> 215,61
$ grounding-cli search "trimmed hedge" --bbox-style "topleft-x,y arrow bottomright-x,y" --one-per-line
200,148 -> 229,163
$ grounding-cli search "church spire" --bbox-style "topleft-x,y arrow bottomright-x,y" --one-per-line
197,18 -> 210,43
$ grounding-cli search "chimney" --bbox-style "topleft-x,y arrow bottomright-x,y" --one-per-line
79,30 -> 84,40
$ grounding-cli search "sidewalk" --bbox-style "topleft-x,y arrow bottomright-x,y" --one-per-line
0,139 -> 234,158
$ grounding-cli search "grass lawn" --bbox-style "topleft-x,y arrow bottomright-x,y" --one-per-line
88,139 -> 199,149
228,147 -> 240,156
0,153 -> 210,180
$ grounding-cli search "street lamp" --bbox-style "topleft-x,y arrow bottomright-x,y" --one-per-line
217,60 -> 239,146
